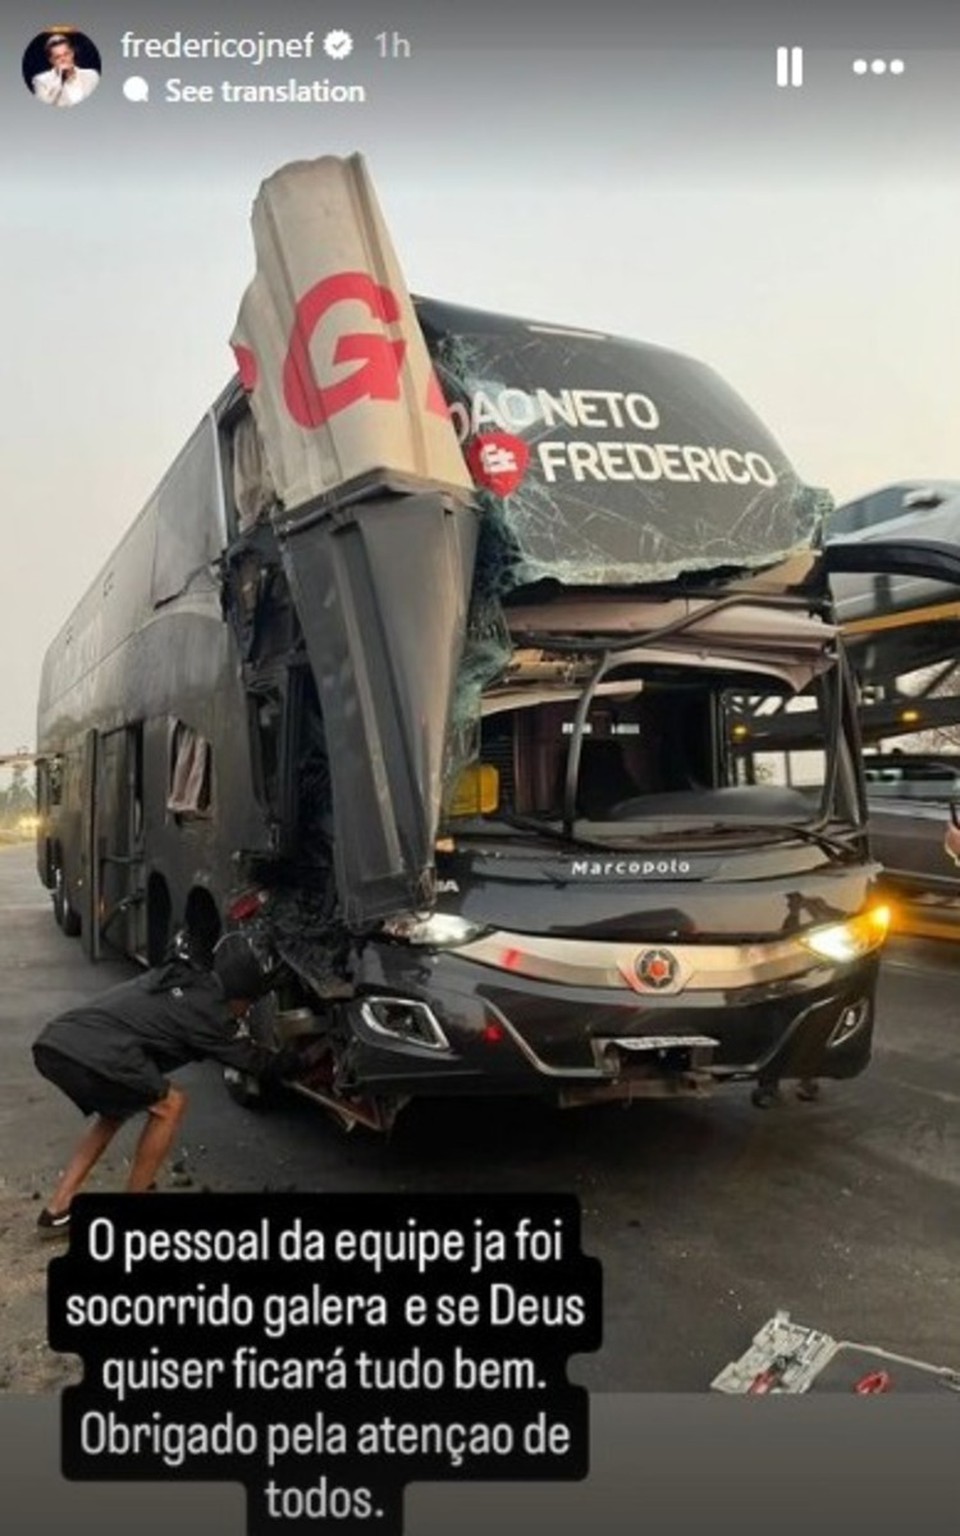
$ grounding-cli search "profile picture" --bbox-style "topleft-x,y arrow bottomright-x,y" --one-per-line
23,27 -> 101,108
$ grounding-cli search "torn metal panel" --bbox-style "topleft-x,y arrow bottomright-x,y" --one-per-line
231,155 -> 473,509
230,155 -> 479,927
417,298 -> 830,590
279,489 -> 478,928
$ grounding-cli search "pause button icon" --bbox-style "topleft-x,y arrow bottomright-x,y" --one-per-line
776,46 -> 804,88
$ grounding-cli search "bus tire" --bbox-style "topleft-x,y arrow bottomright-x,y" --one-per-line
53,865 -> 81,937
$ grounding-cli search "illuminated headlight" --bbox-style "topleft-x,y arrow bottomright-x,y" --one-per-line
381,913 -> 486,948
801,905 -> 891,963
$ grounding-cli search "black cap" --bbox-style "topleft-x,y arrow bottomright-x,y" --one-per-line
212,932 -> 271,1001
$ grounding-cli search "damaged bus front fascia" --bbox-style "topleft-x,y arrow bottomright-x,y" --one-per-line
222,533 -> 960,1127
327,588 -> 882,1112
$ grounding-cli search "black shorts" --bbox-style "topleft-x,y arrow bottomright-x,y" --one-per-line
33,1043 -> 166,1121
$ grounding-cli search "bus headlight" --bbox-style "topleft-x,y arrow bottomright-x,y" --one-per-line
381,913 -> 487,948
801,905 -> 891,963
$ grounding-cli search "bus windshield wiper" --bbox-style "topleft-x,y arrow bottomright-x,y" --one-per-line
494,813 -> 630,851
672,821 -> 858,858
785,823 -> 860,857
454,815 -> 859,860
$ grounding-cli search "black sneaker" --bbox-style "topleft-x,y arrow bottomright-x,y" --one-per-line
37,1207 -> 70,1238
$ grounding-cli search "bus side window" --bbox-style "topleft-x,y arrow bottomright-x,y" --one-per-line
48,755 -> 63,806
37,754 -> 63,817
168,721 -> 212,818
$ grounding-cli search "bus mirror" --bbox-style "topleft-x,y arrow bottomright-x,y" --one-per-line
449,764 -> 499,818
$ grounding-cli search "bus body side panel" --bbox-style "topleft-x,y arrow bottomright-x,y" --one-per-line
35,409 -> 272,960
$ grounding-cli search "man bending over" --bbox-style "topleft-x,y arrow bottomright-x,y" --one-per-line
32,933 -> 279,1235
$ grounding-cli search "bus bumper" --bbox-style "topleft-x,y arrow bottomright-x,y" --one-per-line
334,945 -> 879,1102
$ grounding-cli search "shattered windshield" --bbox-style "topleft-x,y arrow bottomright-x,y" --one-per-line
417,300 -> 831,591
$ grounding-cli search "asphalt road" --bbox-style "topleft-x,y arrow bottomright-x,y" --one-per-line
2,839 -> 959,1392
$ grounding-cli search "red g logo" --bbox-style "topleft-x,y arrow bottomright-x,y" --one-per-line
283,272 -> 406,428
241,269 -> 450,431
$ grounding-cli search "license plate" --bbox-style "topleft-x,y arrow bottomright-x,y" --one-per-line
610,1036 -> 719,1052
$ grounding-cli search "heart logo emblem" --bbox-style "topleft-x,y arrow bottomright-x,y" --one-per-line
466,432 -> 530,497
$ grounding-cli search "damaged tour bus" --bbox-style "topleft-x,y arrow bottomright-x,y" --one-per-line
35,156 -> 960,1130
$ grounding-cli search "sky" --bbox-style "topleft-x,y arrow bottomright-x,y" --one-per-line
1,0 -> 958,754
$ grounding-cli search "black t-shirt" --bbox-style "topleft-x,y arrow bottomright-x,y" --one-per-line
34,964 -> 270,1093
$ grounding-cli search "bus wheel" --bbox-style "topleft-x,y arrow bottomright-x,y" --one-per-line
53,866 -> 81,937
